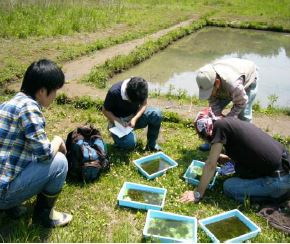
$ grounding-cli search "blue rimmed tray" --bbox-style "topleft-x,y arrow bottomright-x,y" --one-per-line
199,209 -> 261,243
183,160 -> 220,189
143,210 -> 198,243
117,182 -> 167,211
133,152 -> 178,180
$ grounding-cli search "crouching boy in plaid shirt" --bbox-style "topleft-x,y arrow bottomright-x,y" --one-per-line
0,59 -> 72,227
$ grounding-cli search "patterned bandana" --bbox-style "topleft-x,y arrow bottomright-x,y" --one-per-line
194,107 -> 217,137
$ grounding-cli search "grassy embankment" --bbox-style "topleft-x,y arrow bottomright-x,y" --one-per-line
0,0 -> 201,85
0,0 -> 290,242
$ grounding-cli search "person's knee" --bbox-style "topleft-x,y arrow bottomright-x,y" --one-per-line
223,178 -> 236,197
115,133 -> 137,150
223,178 -> 246,203
148,108 -> 162,124
52,152 -> 68,176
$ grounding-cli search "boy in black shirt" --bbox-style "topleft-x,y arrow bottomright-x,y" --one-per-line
103,77 -> 162,151
180,108 -> 290,203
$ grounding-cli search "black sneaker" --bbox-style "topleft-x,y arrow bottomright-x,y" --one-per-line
145,144 -> 162,152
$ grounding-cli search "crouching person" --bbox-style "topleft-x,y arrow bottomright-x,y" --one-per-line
102,77 -> 162,151
180,108 -> 290,204
0,59 -> 72,227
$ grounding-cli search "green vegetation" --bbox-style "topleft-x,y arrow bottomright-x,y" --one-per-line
0,0 -> 199,85
1,0 -> 290,86
1,0 -> 290,242
84,19 -> 206,88
0,102 -> 288,242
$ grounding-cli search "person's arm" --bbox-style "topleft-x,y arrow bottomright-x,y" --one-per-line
226,78 -> 248,117
129,100 -> 147,128
102,106 -> 122,124
180,142 -> 223,203
20,104 -> 65,163
102,90 -> 128,126
51,135 -> 67,156
209,97 -> 224,117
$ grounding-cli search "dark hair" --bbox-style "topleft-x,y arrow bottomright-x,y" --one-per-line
126,77 -> 148,104
21,59 -> 65,98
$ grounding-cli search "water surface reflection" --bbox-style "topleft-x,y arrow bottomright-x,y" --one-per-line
110,27 -> 290,107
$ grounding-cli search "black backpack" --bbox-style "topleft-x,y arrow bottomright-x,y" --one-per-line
66,124 -> 110,182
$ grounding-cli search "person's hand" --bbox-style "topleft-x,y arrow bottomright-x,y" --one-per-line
119,120 -> 128,127
218,153 -> 231,164
53,136 -> 67,154
179,191 -> 195,203
59,140 -> 67,154
129,118 -> 137,128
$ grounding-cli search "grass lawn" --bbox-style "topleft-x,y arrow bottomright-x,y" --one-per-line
0,100 -> 289,242
1,0 -> 290,242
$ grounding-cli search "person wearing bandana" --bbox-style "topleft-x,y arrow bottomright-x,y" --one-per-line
180,108 -> 290,204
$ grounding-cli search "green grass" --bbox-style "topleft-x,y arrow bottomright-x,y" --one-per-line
1,0 -> 290,86
0,0 -> 198,39
0,0 -> 199,85
84,19 -> 206,88
1,1 -> 290,241
0,101 -> 289,242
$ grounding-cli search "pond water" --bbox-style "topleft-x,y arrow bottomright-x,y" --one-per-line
110,27 -> 290,108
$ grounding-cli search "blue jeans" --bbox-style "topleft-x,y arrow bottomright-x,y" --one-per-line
111,107 -> 162,150
223,174 -> 290,203
215,82 -> 258,122
0,152 -> 68,210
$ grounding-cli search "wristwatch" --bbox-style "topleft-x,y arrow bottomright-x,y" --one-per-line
194,191 -> 202,202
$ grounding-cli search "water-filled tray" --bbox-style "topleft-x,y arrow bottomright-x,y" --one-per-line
199,209 -> 261,243
183,160 -> 220,189
133,152 -> 178,179
117,182 -> 167,211
143,210 -> 197,243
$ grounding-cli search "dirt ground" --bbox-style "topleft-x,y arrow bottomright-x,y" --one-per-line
6,18 -> 290,137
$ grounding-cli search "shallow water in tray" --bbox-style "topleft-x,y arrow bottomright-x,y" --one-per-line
123,189 -> 163,205
147,218 -> 194,240
140,158 -> 171,175
205,216 -> 250,242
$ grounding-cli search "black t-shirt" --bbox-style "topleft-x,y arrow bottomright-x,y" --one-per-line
211,117 -> 284,178
103,81 -> 140,117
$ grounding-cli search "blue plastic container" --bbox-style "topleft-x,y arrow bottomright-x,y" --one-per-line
117,182 -> 167,211
133,152 -> 178,180
143,210 -> 198,243
199,209 -> 261,243
183,160 -> 220,189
